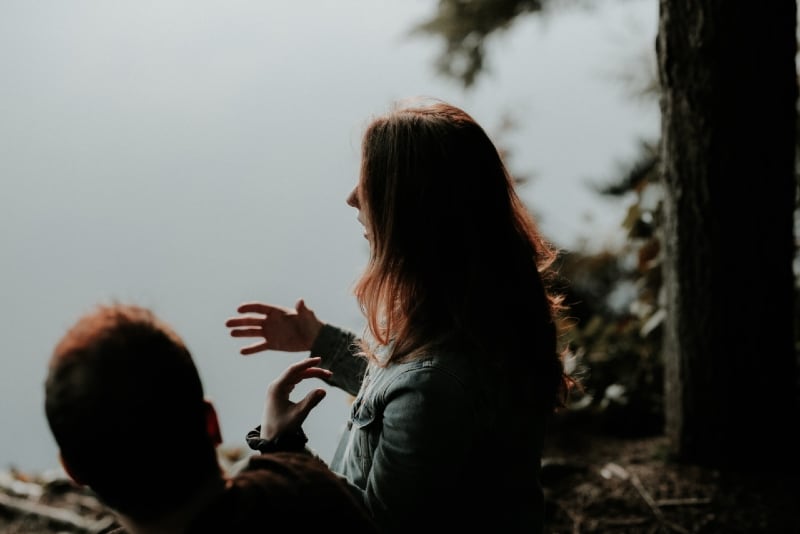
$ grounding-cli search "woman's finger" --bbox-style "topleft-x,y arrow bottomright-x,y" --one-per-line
276,357 -> 323,382
270,358 -> 326,395
284,357 -> 322,375
237,302 -> 279,314
296,388 -> 327,418
241,341 -> 269,355
296,367 -> 333,382
229,328 -> 265,338
271,368 -> 332,398
225,316 -> 266,328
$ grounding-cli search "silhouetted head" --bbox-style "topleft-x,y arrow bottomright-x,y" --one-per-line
44,303 -> 221,520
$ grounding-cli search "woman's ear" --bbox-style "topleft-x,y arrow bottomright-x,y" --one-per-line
204,399 -> 223,446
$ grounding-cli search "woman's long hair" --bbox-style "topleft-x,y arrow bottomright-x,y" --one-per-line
353,98 -> 573,411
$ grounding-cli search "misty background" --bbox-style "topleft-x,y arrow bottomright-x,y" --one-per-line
0,0 -> 658,473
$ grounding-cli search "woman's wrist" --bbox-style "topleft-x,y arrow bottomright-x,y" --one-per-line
306,319 -> 324,349
246,425 -> 308,454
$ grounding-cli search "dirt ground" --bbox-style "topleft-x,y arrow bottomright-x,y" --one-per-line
541,420 -> 800,533
2,423 -> 799,533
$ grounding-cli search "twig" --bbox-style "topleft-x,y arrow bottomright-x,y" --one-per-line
0,491 -> 116,533
601,462 -> 690,534
627,469 -> 666,522
554,498 -> 583,534
656,497 -> 712,507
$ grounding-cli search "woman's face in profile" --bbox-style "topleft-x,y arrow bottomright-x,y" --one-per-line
346,182 -> 370,242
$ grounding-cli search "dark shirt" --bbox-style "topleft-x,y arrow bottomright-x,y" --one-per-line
101,452 -> 380,533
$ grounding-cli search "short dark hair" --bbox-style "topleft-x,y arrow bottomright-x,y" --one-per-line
44,303 -> 218,519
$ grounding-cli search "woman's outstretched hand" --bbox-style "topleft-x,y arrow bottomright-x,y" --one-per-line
261,357 -> 331,440
225,299 -> 324,355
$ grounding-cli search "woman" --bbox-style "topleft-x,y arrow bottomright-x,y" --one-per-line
226,98 -> 575,533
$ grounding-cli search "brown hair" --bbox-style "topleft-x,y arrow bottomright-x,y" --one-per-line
353,98 -> 573,410
44,303 -> 218,519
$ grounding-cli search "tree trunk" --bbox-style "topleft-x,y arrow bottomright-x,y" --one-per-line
657,1 -> 799,470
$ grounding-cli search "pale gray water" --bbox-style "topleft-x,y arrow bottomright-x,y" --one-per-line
0,0 -> 658,473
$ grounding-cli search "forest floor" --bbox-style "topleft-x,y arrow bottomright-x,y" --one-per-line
541,414 -> 800,533
1,417 -> 799,534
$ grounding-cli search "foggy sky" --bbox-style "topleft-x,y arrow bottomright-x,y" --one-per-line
0,0 -> 658,472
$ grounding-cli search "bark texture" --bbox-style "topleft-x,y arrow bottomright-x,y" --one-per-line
657,0 -> 798,469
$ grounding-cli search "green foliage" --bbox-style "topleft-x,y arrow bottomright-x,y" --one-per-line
560,112 -> 800,435
555,141 -> 665,437
410,0 -> 548,87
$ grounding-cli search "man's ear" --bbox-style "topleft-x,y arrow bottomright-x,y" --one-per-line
204,400 -> 222,447
58,452 -> 86,486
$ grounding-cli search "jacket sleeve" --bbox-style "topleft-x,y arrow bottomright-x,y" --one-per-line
310,324 -> 367,397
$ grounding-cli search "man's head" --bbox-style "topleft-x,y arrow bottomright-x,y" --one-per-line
44,303 -> 221,519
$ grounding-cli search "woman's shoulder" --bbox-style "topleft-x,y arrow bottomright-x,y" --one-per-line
375,348 -> 497,393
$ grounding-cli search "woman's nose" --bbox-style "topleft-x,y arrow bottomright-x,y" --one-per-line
346,188 -> 359,208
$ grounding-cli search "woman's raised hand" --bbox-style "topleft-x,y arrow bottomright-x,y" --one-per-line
225,299 -> 324,355
260,357 -> 331,441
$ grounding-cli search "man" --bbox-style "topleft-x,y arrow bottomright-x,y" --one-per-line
44,303 -> 379,533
